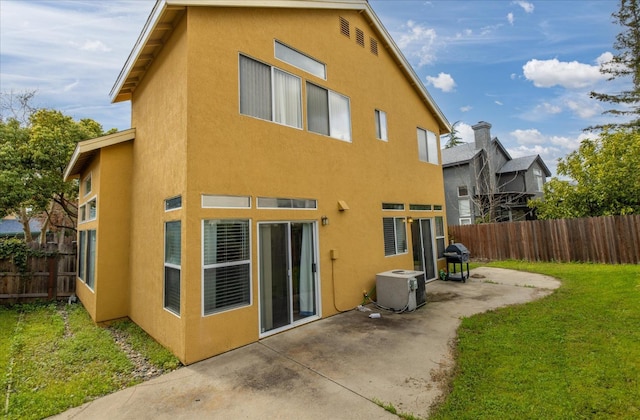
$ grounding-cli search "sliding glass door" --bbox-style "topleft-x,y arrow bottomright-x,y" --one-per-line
259,222 -> 318,334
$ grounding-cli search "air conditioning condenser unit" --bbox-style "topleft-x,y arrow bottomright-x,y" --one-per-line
375,270 -> 425,312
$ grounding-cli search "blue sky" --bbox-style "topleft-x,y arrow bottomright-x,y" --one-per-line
0,0 -> 626,177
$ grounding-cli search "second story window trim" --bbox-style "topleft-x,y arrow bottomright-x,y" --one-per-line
375,109 -> 388,141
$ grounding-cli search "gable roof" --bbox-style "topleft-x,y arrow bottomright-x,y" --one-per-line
497,155 -> 552,176
64,128 -> 136,181
441,143 -> 482,167
110,0 -> 450,134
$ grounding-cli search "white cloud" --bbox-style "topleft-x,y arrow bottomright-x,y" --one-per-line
495,100 -> 503,106
456,122 -> 475,143
425,72 -> 456,92
460,105 -> 473,112
513,1 -> 535,13
535,102 -> 562,115
79,40 -> 112,52
507,13 -> 515,25
523,58 -> 605,89
397,20 -> 437,66
565,99 -> 602,119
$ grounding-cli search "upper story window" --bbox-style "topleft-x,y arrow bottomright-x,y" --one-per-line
534,168 -> 544,192
417,127 -> 439,164
275,41 -> 326,79
458,186 -> 469,197
79,197 -> 97,223
83,174 -> 92,196
375,109 -> 388,141
307,82 -> 351,142
239,55 -> 302,129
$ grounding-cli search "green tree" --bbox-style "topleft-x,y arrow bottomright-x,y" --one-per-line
443,121 -> 465,149
1,93 -> 111,240
589,0 -> 640,130
530,129 -> 640,219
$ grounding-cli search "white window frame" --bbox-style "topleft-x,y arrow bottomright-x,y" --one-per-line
274,40 -> 326,79
459,218 -> 472,225
375,109 -> 388,141
459,198 -> 471,217
382,202 -> 404,211
164,221 -> 181,316
202,219 -> 252,316
202,194 -> 251,209
409,204 -> 432,211
78,229 -> 96,290
383,217 -> 408,257
83,173 -> 92,196
534,168 -> 544,192
79,197 -> 97,224
417,127 -> 439,164
435,216 -> 445,259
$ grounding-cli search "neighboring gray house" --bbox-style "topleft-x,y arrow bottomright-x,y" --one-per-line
442,121 -> 551,225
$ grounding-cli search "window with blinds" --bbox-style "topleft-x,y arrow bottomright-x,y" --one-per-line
383,217 -> 407,256
307,82 -> 351,142
202,219 -> 251,315
164,221 -> 181,315
239,55 -> 302,129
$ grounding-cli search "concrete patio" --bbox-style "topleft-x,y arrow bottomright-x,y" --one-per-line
51,267 -> 560,420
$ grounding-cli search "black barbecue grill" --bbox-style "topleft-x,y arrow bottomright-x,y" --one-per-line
444,243 -> 470,282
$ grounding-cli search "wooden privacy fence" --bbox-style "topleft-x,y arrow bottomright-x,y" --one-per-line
448,215 -> 640,264
0,243 -> 76,302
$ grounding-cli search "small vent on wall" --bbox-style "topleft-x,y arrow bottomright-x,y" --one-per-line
356,28 -> 365,47
370,37 -> 378,56
340,16 -> 350,38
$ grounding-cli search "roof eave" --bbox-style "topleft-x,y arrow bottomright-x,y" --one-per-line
64,128 -> 136,181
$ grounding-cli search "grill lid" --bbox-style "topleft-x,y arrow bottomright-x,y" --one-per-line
445,243 -> 470,255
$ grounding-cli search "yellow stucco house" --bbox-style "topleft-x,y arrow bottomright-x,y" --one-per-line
64,0 -> 451,365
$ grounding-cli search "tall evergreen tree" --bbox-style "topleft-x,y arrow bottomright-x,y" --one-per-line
590,0 -> 640,130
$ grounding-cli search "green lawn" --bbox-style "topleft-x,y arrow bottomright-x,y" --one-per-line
431,261 -> 640,419
0,303 -> 180,420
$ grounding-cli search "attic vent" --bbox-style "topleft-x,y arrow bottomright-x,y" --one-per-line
370,37 -> 378,56
356,28 -> 365,47
340,17 -> 350,38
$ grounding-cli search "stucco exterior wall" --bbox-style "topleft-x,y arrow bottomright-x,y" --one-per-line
87,5 -> 451,365
129,14 -> 189,361
94,142 -> 133,321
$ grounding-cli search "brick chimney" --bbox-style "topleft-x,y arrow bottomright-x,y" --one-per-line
472,121 -> 492,150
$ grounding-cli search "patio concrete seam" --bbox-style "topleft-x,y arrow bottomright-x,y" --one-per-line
257,340 -> 375,405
